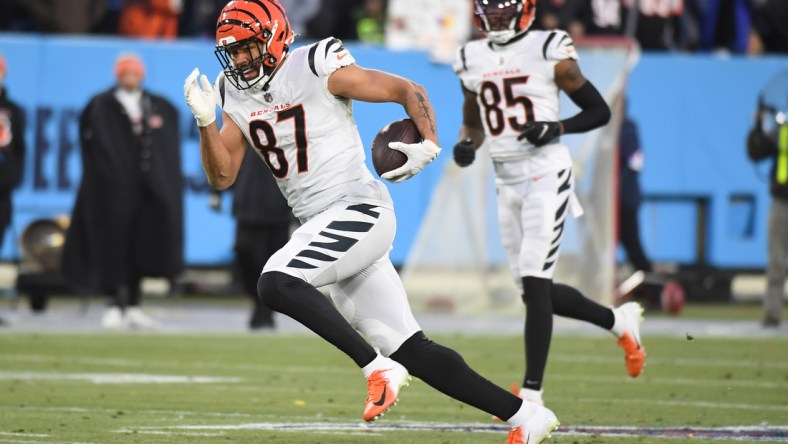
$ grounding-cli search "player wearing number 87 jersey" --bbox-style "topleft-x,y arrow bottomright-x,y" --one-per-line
184,1 -> 554,439
453,2 -> 647,441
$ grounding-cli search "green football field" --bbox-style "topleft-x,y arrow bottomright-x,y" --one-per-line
0,303 -> 786,443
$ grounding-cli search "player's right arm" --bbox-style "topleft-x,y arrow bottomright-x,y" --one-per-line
459,83 -> 486,148
199,111 -> 247,190
184,68 -> 246,190
454,82 -> 486,167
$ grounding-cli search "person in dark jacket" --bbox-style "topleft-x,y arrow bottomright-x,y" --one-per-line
0,54 -> 26,328
0,54 -> 26,256
618,110 -> 652,274
747,99 -> 787,328
61,53 -> 184,329
230,149 -> 295,330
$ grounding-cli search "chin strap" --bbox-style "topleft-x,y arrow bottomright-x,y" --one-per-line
258,52 -> 288,93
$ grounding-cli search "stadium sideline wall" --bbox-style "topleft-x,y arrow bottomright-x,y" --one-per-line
0,35 -> 785,268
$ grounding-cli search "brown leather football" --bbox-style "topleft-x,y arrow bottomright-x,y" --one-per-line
371,118 -> 421,176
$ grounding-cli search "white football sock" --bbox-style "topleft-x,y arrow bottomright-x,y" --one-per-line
506,398 -> 539,427
361,353 -> 390,378
610,306 -> 626,337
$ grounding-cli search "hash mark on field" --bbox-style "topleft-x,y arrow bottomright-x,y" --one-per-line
123,422 -> 788,441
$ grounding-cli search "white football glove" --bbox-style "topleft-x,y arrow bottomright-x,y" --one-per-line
183,68 -> 216,127
381,139 -> 442,183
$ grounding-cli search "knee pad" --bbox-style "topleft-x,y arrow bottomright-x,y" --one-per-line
257,271 -> 300,311
521,276 -> 552,305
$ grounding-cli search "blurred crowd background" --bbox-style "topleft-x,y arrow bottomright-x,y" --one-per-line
0,0 -> 785,54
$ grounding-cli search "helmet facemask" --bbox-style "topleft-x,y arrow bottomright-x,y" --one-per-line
215,24 -> 279,90
475,0 -> 534,44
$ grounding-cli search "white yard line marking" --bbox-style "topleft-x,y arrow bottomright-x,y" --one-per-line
8,352 -> 788,371
2,354 -> 349,374
0,371 -> 241,384
548,373 -> 786,389
0,440 -> 99,444
548,354 -> 788,370
0,405 -> 343,421
577,397 -> 788,412
115,422 -> 788,441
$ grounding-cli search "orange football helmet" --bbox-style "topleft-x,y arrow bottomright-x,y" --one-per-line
473,0 -> 536,44
214,0 -> 295,90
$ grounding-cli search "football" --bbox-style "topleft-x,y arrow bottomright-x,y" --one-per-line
371,118 -> 421,177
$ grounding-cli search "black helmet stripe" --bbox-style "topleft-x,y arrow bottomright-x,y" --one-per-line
247,0 -> 290,41
265,0 -> 291,38
246,0 -> 272,20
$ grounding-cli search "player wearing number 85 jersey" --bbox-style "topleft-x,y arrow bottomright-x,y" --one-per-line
454,2 -> 647,441
185,1 -> 555,440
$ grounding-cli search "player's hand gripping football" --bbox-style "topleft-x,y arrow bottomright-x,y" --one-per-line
184,68 -> 216,127
453,138 -> 475,167
518,121 -> 562,147
381,140 -> 442,183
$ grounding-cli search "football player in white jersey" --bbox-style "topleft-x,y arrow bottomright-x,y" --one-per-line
452,0 -> 647,425
184,1 -> 558,442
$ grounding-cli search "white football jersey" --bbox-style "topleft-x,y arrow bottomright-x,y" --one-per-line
218,37 -> 391,219
453,30 -> 578,182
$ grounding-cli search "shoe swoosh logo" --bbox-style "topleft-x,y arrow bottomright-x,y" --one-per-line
372,386 -> 387,406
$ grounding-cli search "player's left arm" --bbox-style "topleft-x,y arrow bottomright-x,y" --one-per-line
554,59 -> 611,135
453,83 -> 485,167
328,64 -> 438,146
518,59 -> 611,147
328,64 -> 441,183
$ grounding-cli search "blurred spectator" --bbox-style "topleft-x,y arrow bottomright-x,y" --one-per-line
93,0 -> 124,35
698,0 -> 752,53
674,0 -> 703,52
623,0 -> 684,51
750,0 -> 788,54
229,149 -> 295,330
356,0 -> 386,45
61,53 -> 184,330
22,0 -> 107,33
118,0 -> 182,39
0,0 -> 36,32
746,81 -> 787,328
179,0 -> 227,38
534,0 -> 586,38
618,100 -> 652,274
305,0 -> 360,41
0,53 -> 26,274
280,0 -> 322,39
576,0 -> 625,36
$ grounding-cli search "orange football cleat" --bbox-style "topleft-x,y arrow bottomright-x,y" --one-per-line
362,364 -> 411,422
